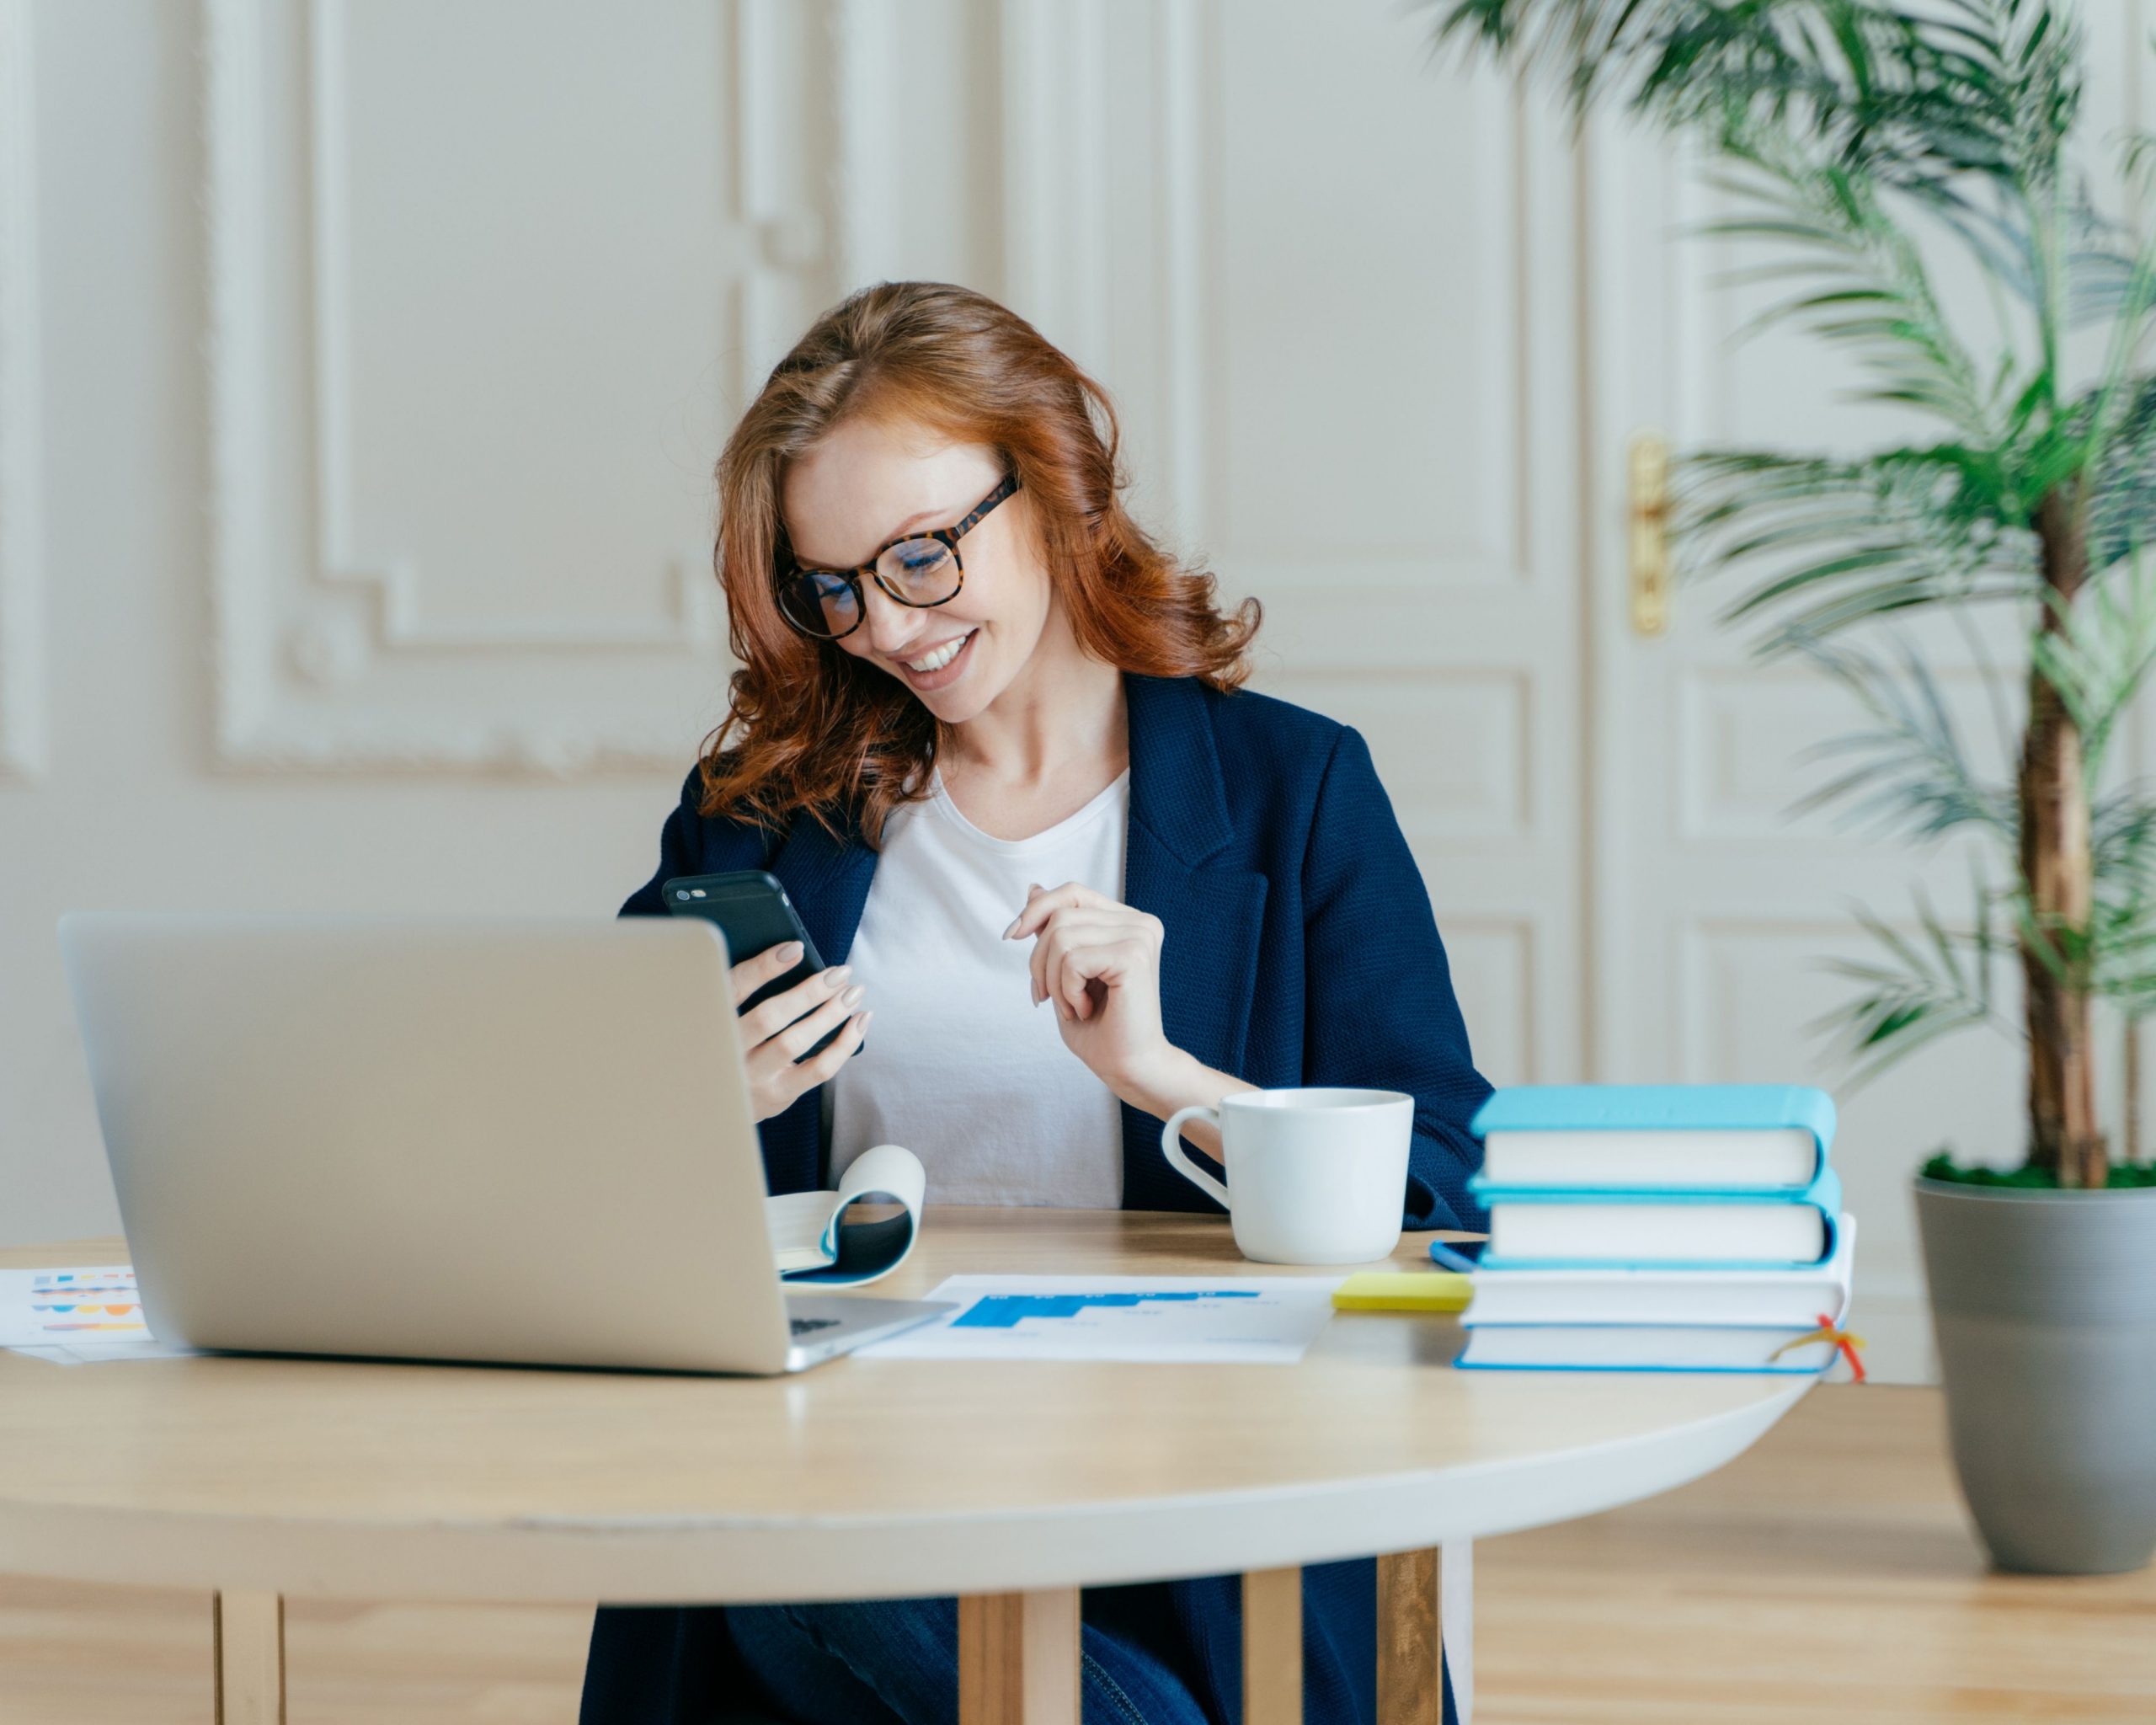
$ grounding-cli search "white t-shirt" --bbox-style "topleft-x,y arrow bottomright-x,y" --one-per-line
829,769 -> 1130,1207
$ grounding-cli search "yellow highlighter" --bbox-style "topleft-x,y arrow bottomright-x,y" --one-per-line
1331,1272 -> 1473,1313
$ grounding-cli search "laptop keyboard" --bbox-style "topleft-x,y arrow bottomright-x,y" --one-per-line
789,1316 -> 841,1337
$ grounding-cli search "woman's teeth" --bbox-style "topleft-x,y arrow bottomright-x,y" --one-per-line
904,633 -> 971,674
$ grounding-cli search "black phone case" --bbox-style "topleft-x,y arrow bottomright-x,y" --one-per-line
661,869 -> 846,1060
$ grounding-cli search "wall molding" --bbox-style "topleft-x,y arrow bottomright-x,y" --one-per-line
200,0 -> 808,774
0,0 -> 45,782
302,0 -> 721,659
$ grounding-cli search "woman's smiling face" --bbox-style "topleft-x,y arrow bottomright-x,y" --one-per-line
781,414 -> 1053,726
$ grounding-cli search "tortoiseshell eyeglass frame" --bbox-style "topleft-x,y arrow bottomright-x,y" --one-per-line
774,472 -> 1022,641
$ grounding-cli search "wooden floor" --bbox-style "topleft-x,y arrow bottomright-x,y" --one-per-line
2,1386 -> 2149,1723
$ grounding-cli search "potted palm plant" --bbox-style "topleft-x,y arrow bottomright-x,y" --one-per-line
1428,0 -> 2156,1572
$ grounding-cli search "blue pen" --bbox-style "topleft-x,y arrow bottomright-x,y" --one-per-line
1427,1238 -> 1482,1274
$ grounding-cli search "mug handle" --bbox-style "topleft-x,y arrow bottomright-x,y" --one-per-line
1161,1106 -> 1230,1209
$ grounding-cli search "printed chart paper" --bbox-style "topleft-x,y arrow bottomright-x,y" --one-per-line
0,1267 -> 194,1365
0,1267 -> 147,1343
859,1274 -> 1342,1364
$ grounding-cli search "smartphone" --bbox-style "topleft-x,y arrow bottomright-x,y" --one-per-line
661,868 -> 849,1060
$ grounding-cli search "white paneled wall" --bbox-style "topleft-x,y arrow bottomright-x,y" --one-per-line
0,0 -> 40,783
4,0 -> 1577,1254
5,0 -> 2143,1385
205,0 -> 745,769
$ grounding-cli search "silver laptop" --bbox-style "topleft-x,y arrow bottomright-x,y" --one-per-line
56,913 -> 950,1374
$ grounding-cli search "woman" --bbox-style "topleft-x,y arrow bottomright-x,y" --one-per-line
583,281 -> 1488,1725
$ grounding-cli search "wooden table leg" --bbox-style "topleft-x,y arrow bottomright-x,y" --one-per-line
1242,1566 -> 1302,1725
1376,1550 -> 1441,1725
212,1590 -> 285,1725
958,1589 -> 1080,1724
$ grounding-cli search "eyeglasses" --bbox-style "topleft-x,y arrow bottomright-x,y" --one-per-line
774,473 -> 1020,641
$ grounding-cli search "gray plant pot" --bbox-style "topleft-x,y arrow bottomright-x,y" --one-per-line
1914,1176 -> 2156,1573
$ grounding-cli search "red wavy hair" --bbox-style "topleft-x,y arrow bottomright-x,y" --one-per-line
701,280 -> 1260,843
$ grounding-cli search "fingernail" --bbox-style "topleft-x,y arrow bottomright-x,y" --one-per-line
841,984 -> 865,1007
826,964 -> 851,985
858,1011 -> 874,1030
776,942 -> 803,962
1001,916 -> 1022,939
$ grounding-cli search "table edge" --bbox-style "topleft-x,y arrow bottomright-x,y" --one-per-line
0,1380 -> 1810,1600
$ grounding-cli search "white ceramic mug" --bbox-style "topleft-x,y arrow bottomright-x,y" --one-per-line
1159,1087 -> 1413,1265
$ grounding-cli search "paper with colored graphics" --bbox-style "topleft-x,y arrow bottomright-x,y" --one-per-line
857,1274 -> 1342,1363
0,1266 -> 195,1364
0,1266 -> 147,1343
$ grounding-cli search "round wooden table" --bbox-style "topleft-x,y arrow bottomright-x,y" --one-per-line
0,1212 -> 1810,1725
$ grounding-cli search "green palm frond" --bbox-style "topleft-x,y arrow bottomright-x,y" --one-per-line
2088,377 -> 2156,568
2090,873 -> 2156,1015
1786,627 -> 2156,872
1925,167 -> 2152,331
2094,793 -> 2156,887
1792,635 -> 2014,839
1428,0 -> 2079,194
1813,886 -> 2010,1085
2094,943 -> 2156,1016
2090,797 -> 2156,1016
2097,801 -> 2156,873
1924,0 -> 2080,188
1703,136 -> 1997,435
1426,0 -> 1830,129
2079,223 -> 2156,447
2029,548 -> 2156,784
1673,448 -> 2039,642
2063,179 -> 2153,329
1805,772 -> 2156,1057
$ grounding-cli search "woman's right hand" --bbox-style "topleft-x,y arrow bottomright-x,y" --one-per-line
728,942 -> 870,1122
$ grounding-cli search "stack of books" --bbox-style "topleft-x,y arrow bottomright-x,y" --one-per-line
1454,1084 -> 1856,1373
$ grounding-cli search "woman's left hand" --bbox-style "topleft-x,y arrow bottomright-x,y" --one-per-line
1004,881 -> 1172,1097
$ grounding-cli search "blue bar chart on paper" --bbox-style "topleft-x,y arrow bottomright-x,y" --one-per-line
954,1290 -> 1257,1327
862,1275 -> 1342,1363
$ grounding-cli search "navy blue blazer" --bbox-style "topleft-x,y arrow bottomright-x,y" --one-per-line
618,672 -> 1491,1227
584,673 -> 1486,1725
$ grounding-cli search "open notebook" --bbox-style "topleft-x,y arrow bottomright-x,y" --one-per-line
765,1142 -> 926,1288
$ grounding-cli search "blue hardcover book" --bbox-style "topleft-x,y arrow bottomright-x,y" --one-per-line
1468,1084 -> 1836,1194
1473,1166 -> 1844,1271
